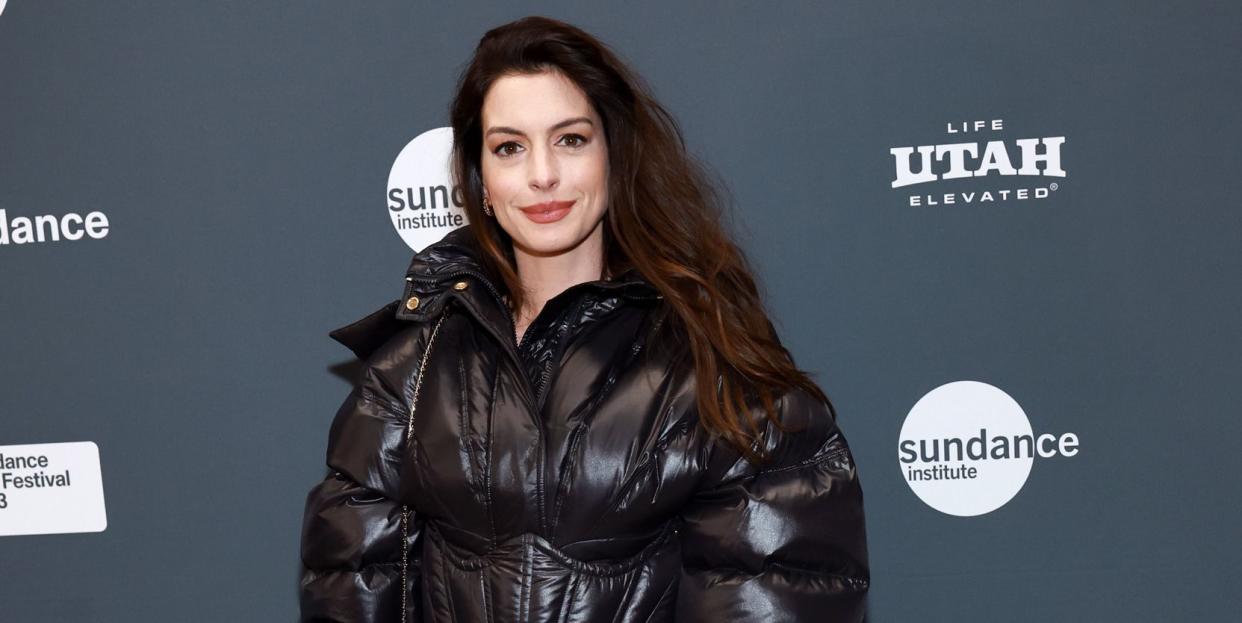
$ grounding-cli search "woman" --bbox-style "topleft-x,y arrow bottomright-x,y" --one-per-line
300,15 -> 868,623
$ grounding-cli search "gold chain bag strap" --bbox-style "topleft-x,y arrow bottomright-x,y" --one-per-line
400,312 -> 448,623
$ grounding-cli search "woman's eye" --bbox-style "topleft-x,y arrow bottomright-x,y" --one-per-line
493,142 -> 522,158
493,135 -> 587,158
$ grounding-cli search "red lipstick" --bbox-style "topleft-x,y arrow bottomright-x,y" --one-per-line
518,200 -> 575,224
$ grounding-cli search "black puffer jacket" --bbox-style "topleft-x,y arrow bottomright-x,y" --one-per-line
299,225 -> 869,622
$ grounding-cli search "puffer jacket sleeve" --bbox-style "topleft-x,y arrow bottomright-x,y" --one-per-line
299,352 -> 422,622
674,387 -> 870,622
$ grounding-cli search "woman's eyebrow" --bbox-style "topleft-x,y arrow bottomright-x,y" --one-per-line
485,116 -> 593,138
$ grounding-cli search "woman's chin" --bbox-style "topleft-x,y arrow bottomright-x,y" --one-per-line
506,221 -> 599,257
510,235 -> 576,257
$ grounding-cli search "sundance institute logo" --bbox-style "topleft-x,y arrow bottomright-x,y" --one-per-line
889,118 -> 1066,207
898,380 -> 1080,516
387,127 -> 469,252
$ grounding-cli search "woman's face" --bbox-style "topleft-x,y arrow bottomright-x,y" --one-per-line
479,69 -> 609,259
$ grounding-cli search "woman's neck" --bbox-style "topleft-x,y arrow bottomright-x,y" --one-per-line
509,224 -> 606,340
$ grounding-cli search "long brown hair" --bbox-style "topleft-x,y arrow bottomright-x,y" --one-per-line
449,15 -> 833,465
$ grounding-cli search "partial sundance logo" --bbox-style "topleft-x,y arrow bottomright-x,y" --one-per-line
387,127 -> 469,252
898,380 -> 1079,516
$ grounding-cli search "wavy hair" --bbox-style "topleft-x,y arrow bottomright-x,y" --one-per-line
449,15 -> 834,465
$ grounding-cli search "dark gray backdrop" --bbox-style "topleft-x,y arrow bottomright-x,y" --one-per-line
1,1 -> 1239,621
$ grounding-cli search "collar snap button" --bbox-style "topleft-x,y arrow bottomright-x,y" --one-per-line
405,296 -> 421,311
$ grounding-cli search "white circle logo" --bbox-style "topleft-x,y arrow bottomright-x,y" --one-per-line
387,127 -> 469,252
898,380 -> 1079,516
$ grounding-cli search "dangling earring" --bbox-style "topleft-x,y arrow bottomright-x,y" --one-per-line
482,189 -> 493,217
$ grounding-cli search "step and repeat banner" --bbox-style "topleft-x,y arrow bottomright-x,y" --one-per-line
1,1 -> 1239,621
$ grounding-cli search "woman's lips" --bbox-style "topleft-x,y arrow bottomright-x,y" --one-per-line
518,200 -> 575,224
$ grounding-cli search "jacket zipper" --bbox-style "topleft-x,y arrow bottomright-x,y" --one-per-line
405,269 -> 655,537
530,295 -> 590,415
546,297 -> 679,540
400,311 -> 448,623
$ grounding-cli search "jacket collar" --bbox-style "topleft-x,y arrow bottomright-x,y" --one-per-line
395,225 -> 661,324
330,225 -> 660,360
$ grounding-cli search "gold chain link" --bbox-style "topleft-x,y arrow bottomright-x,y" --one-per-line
401,312 -> 448,623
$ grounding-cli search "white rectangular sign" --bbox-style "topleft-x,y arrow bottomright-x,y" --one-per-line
0,441 -> 108,537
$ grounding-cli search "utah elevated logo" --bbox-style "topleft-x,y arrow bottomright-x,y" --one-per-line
889,119 -> 1066,207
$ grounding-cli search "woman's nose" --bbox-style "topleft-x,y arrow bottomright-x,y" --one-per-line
527,145 -> 559,191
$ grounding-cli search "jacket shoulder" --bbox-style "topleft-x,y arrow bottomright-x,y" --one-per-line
706,384 -> 850,487
767,386 -> 851,472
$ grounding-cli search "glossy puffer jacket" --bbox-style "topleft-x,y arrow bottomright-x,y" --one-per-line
299,225 -> 869,622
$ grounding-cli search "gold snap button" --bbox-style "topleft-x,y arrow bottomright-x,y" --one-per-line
404,295 -> 420,311
453,281 -> 469,291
